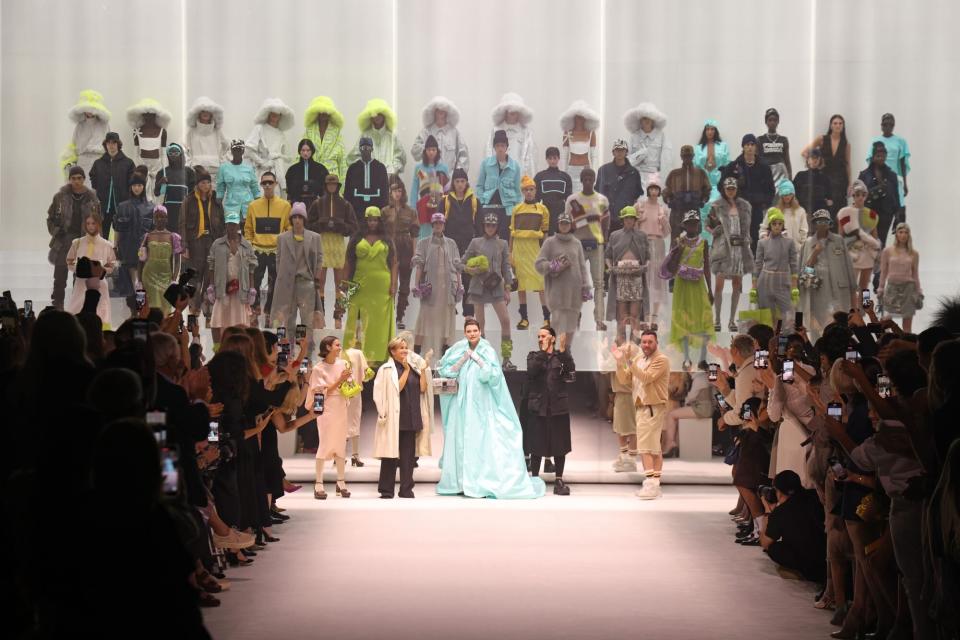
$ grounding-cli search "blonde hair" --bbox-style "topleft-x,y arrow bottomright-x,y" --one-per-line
278,384 -> 303,415
893,222 -> 916,256
387,336 -> 408,357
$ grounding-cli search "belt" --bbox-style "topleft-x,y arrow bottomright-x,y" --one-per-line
761,269 -> 789,274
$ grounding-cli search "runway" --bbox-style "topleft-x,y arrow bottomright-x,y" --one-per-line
202,484 -> 833,640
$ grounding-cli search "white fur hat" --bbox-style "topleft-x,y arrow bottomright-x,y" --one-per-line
559,100 -> 600,132
490,92 -> 533,126
253,98 -> 295,131
186,96 -> 224,128
421,96 -> 461,128
126,98 -> 172,129
623,102 -> 667,133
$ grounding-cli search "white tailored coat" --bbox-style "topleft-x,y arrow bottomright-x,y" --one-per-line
372,356 -> 434,459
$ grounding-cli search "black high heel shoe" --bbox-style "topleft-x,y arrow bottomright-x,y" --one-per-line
336,480 -> 351,498
351,454 -> 365,468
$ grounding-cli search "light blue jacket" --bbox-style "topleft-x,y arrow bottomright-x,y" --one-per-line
475,155 -> 521,213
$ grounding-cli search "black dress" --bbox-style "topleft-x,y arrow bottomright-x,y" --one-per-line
820,135 -> 848,218
524,349 -> 575,457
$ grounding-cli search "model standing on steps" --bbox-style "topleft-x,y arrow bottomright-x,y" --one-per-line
635,174 -> 670,329
707,177 -> 753,332
216,140 -> 260,221
801,114 -> 851,221
525,328 -> 576,495
127,98 -> 171,197
463,213 -> 516,370
667,211 -> 715,367
605,205 -> 650,344
757,108 -> 792,185
381,177 -> 419,330
693,119 -> 729,223
559,100 -> 599,194
61,90 -> 111,183
412,212 -> 462,360
306,174 -> 358,329
245,98 -> 295,196
509,176 -> 550,331
308,335 -> 354,500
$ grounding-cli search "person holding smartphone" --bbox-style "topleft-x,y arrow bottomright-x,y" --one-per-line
765,333 -> 816,487
306,335 -> 354,499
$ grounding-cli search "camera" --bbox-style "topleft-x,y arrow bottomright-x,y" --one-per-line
313,392 -> 325,414
782,358 -> 795,383
753,349 -> 769,369
163,268 -> 198,308
708,363 -> 719,382
759,484 -> 778,504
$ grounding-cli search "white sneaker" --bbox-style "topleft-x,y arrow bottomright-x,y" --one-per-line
213,528 -> 256,550
612,457 -> 637,472
635,478 -> 662,500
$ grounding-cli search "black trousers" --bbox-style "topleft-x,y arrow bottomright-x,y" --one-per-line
252,251 -> 277,313
52,263 -> 69,309
377,430 -> 417,497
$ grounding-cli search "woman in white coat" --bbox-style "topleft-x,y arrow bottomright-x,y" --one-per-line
245,98 -> 295,195
185,96 -> 229,184
410,96 -> 469,173
373,336 -> 434,499
485,92 -> 537,178
66,211 -> 117,328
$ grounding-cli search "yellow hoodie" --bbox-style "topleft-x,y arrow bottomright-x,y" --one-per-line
243,196 -> 292,252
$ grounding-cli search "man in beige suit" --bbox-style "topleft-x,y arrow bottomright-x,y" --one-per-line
628,330 -> 671,499
272,201 -> 324,348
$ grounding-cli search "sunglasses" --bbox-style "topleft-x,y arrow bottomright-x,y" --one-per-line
261,180 -> 275,186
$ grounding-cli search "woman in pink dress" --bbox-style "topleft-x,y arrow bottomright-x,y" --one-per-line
306,335 -> 354,500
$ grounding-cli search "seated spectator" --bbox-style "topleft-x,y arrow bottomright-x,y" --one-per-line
760,470 -> 827,582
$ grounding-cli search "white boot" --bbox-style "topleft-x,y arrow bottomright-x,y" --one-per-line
612,453 -> 637,472
635,477 -> 662,500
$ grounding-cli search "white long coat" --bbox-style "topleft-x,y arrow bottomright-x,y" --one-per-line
372,356 -> 434,459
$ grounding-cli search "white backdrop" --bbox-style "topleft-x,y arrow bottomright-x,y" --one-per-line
1,0 -> 956,287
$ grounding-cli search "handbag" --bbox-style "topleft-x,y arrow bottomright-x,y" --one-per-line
724,441 -> 741,465
432,377 -> 459,395
659,243 -> 683,280
481,271 -> 502,291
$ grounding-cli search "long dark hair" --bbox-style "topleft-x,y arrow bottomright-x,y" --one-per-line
823,114 -> 848,145
208,350 -> 250,404
698,124 -> 722,147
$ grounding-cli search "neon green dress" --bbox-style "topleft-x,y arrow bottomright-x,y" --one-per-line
142,235 -> 181,313
670,238 -> 715,349
343,238 -> 394,365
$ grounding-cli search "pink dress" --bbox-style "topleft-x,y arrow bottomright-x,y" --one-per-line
306,359 -> 349,460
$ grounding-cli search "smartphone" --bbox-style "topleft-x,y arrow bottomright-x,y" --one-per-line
135,289 -> 147,312
708,363 -> 719,382
277,326 -> 287,340
861,289 -> 872,309
313,392 -> 325,414
281,341 -> 292,355
187,314 -> 198,333
146,410 -> 166,446
740,403 -> 754,421
877,375 -> 892,398
775,319 -> 783,335
828,456 -> 848,480
207,421 -> 219,443
782,359 -> 795,383
296,324 -> 307,340
777,334 -> 788,357
24,300 -> 33,316
794,311 -> 803,329
299,359 -> 310,375
827,402 -> 843,420
714,392 -> 729,410
754,349 -> 769,369
161,448 -> 180,495
845,346 -> 860,362
277,351 -> 288,370
132,319 -> 148,342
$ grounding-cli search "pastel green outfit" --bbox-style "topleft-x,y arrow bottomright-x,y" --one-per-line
142,235 -> 180,313
343,238 -> 395,365
302,96 -> 347,182
669,238 -> 714,349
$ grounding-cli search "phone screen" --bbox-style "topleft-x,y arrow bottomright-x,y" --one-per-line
754,349 -> 769,369
877,375 -> 891,398
714,392 -> 728,410
708,363 -> 719,381
135,289 -> 147,311
132,319 -> 148,341
861,289 -> 872,307
845,348 -> 860,362
277,326 -> 287,339
794,311 -> 803,329
740,403 -> 753,420
277,352 -> 288,370
296,324 -> 307,340
207,421 -> 219,442
827,402 -> 843,419
299,359 -> 309,374
777,335 -> 788,357
782,359 -> 795,382
313,392 -> 325,413
24,300 -> 33,315
161,448 -> 179,495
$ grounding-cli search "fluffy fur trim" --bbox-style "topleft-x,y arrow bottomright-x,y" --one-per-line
623,102 -> 668,133
559,100 -> 600,132
357,98 -> 397,132
490,92 -> 533,126
253,98 -> 295,130
303,96 -> 344,129
126,98 -> 172,129
421,96 -> 460,128
186,96 -> 224,128
68,89 -> 111,124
